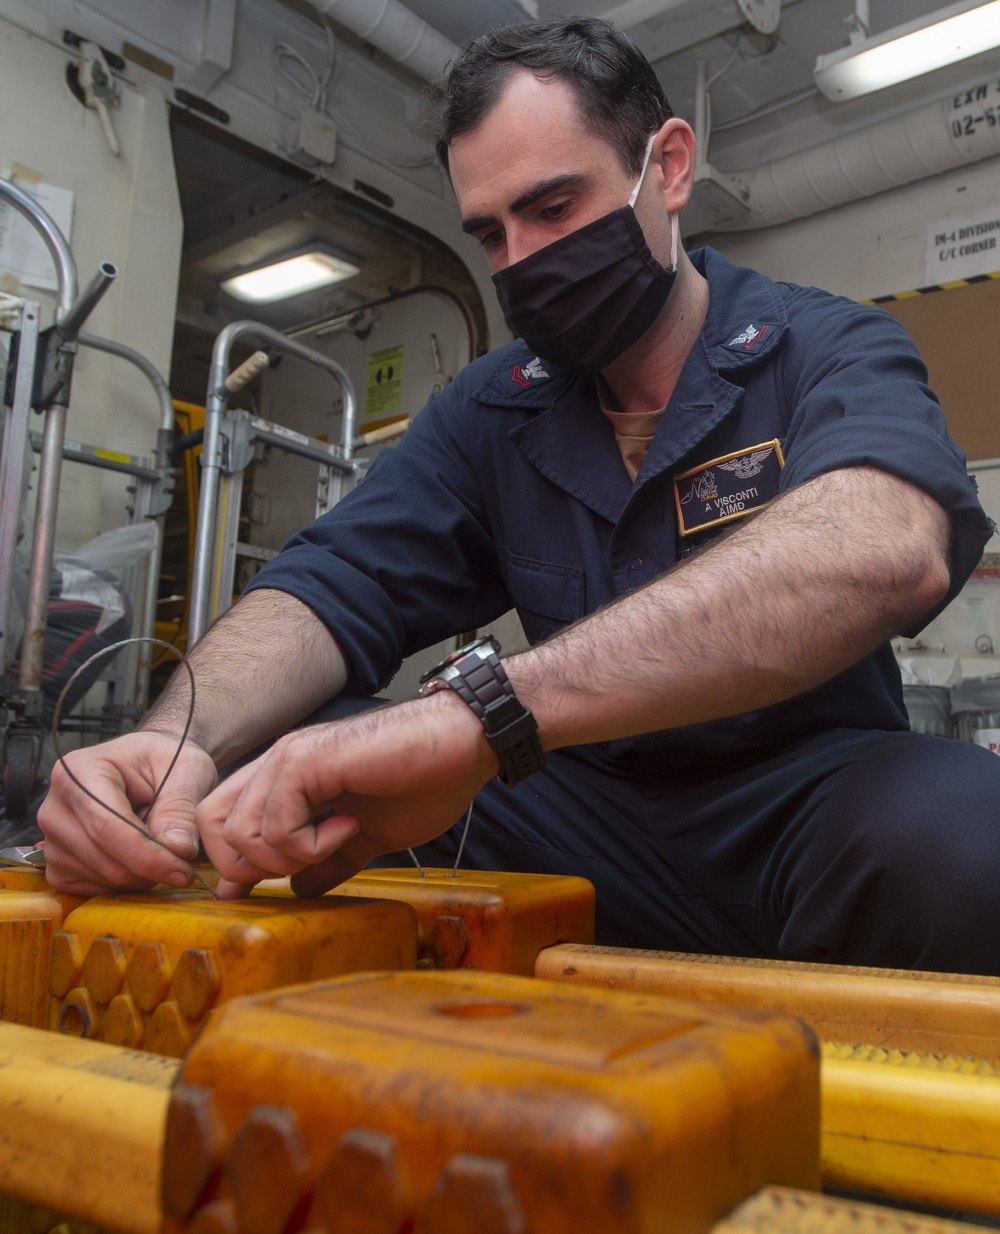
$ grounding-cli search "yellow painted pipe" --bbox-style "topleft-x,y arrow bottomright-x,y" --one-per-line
821,1042 -> 1000,1213
535,943 -> 1000,1061
534,945 -> 1000,1214
0,1022 -> 177,1234
712,1184 -> 976,1234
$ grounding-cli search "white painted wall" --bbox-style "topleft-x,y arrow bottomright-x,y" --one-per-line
0,15 -> 183,549
704,153 -> 1000,303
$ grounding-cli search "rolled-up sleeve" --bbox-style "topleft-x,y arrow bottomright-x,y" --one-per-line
776,296 -> 992,627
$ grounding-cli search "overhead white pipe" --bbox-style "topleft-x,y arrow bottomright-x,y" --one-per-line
304,0 -> 461,82
299,3 -> 1000,234
712,78 -> 1000,231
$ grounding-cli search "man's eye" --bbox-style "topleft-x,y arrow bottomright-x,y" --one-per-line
477,228 -> 505,252
540,200 -> 571,221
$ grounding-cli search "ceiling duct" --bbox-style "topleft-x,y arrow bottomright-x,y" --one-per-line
303,0 -> 461,83
690,78 -> 1000,235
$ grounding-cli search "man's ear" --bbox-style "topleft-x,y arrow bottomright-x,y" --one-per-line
652,118 -> 696,213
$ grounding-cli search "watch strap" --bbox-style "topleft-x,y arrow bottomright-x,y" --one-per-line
434,645 -> 545,787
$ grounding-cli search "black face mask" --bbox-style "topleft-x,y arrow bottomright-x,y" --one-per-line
491,144 -> 679,374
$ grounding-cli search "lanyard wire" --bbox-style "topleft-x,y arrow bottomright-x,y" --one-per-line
50,636 -> 218,898
406,799 -> 474,880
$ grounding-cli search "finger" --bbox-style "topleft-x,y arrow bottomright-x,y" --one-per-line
200,755 -> 327,876
196,766 -> 265,876
215,877 -> 258,900
41,751 -> 194,888
203,823 -> 299,884
42,843 -> 157,897
261,812 -> 361,865
142,750 -> 217,860
40,782 -> 184,890
289,830 -> 386,898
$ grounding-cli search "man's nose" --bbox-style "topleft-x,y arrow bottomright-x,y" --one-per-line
502,225 -> 539,268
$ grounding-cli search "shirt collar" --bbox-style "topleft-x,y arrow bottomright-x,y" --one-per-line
471,247 -> 790,412
689,246 -> 790,371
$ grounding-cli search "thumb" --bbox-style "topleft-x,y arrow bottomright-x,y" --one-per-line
144,747 -> 217,860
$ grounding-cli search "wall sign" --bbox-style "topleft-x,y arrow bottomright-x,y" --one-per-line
0,170 -> 74,292
365,344 -> 404,424
927,204 -> 1000,284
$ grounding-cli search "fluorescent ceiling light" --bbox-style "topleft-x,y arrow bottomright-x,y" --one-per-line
815,0 -> 1000,101
221,250 -> 360,303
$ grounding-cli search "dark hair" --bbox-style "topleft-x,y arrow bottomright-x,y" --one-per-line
432,17 -> 673,177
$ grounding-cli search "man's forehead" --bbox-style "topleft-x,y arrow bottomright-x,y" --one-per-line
447,73 -> 624,212
448,71 -> 598,170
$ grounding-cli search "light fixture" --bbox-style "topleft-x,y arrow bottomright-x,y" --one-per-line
220,248 -> 360,303
815,0 -> 1000,101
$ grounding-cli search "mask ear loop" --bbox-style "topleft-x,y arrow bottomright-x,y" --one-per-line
630,135 -> 680,272
628,134 -> 657,209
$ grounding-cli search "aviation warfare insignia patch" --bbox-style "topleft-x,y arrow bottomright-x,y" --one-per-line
724,322 -> 772,354
510,356 -> 550,388
674,439 -> 785,536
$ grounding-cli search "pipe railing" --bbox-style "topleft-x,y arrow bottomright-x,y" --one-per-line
0,178 -> 117,710
78,333 -> 175,709
188,321 -> 358,647
0,178 -> 77,319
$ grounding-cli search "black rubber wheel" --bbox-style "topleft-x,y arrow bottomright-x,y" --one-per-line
3,731 -> 38,823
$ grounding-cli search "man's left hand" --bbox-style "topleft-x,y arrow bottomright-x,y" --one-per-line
195,691 -> 496,898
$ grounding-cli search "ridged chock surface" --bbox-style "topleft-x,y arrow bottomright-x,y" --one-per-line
48,890 -> 418,1055
261,867 -> 596,974
821,1041 -> 1000,1214
165,968 -> 820,1234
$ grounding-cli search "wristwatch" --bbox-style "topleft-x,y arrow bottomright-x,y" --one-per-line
418,636 -> 545,787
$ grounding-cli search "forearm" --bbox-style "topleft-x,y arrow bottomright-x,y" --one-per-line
139,589 -> 348,766
507,467 -> 951,749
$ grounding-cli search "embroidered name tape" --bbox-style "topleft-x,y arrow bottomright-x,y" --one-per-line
674,439 -> 785,537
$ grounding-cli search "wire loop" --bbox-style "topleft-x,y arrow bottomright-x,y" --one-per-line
50,637 -> 218,898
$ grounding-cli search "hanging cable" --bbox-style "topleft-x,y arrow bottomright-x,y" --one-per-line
50,637 -> 219,898
711,86 -> 819,133
273,30 -> 437,171
452,801 -> 473,879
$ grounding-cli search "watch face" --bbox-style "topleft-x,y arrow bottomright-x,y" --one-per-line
418,635 -> 499,685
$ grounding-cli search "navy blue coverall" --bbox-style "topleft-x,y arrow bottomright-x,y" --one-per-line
248,247 -> 1000,973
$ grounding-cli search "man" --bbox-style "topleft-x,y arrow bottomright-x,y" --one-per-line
40,18 -> 1000,973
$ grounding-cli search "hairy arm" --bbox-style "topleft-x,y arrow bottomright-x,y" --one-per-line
139,588 -> 349,765
39,588 -> 348,893
509,466 -> 951,746
197,464 -> 952,897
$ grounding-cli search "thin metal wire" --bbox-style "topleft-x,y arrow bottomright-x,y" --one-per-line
50,636 -> 218,898
452,801 -> 473,879
405,798 -> 474,880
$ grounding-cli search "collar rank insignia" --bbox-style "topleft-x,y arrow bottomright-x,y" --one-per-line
724,322 -> 772,354
674,439 -> 785,536
510,356 -> 550,388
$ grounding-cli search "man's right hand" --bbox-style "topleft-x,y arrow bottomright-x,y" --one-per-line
38,732 -> 218,896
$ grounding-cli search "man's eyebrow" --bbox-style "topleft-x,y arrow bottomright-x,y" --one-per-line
460,173 -> 584,235
509,173 -> 583,215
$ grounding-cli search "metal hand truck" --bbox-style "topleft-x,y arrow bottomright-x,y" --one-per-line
0,178 -> 173,819
188,322 -> 406,648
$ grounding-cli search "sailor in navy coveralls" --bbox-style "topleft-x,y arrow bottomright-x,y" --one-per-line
40,19 -> 1000,975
